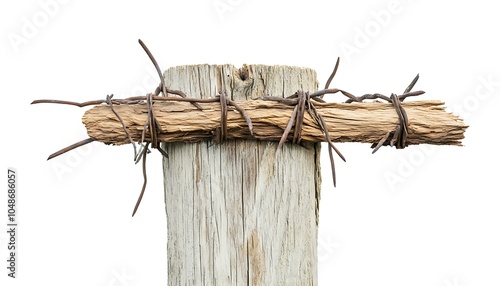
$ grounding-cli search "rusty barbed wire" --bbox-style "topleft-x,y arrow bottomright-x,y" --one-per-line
261,58 -> 424,187
343,73 -> 422,152
32,39 -> 254,216
46,138 -> 95,160
105,94 -> 138,159
31,40 -> 424,215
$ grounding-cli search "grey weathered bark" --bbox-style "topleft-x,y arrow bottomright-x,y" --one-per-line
162,65 -> 321,285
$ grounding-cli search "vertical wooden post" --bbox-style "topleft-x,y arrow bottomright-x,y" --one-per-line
162,64 -> 321,285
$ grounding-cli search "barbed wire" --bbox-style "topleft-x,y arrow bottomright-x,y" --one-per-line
31,40 -> 424,216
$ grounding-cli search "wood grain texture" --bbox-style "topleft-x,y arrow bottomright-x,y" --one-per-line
83,99 -> 466,147
161,65 -> 321,286
80,64 -> 467,285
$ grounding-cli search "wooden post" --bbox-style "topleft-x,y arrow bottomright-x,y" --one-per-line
162,65 -> 321,285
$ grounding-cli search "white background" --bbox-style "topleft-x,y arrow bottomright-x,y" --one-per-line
1,0 -> 499,285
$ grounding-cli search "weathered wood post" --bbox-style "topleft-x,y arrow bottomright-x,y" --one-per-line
30,38 -> 467,286
162,65 -> 321,285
